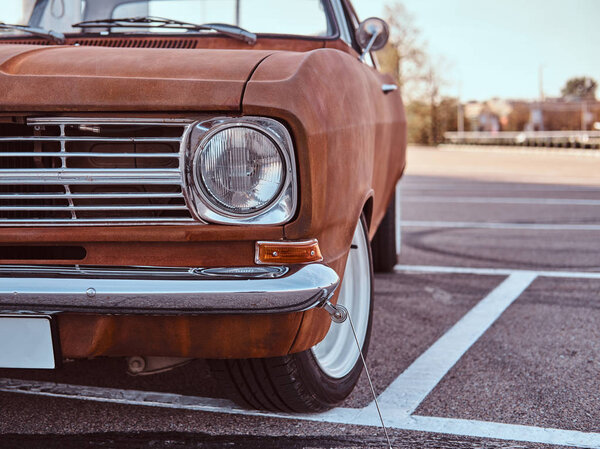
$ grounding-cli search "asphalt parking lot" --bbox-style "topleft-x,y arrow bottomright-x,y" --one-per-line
1,145 -> 600,449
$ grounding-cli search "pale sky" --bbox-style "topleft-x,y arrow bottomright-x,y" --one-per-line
353,0 -> 600,101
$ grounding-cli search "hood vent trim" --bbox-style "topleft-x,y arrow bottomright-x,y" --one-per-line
0,38 -> 198,49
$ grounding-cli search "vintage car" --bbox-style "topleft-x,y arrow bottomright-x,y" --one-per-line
0,0 -> 406,412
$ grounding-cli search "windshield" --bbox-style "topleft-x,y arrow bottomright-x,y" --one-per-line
0,0 -> 335,38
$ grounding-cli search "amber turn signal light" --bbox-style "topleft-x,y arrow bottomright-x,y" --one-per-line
256,239 -> 323,265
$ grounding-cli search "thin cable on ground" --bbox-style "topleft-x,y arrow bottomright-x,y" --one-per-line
347,309 -> 393,449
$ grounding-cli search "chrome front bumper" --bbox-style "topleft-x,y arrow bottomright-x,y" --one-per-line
0,264 -> 339,315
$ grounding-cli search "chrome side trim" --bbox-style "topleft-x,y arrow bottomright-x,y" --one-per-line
0,264 -> 340,315
331,0 -> 352,45
382,84 -> 399,94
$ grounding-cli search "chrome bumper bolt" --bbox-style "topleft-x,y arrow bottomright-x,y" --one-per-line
320,299 -> 348,323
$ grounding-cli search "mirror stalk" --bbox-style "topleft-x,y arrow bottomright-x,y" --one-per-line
360,32 -> 379,62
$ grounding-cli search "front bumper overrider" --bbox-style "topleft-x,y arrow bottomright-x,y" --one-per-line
0,264 -> 339,315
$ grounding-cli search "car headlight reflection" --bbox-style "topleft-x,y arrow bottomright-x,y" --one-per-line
197,126 -> 285,214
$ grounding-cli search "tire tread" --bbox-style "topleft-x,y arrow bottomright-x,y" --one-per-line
372,194 -> 398,273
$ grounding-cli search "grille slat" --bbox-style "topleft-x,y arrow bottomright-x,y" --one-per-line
0,137 -> 182,142
0,205 -> 189,211
0,152 -> 180,158
0,169 -> 184,185
0,193 -> 183,199
0,117 -> 198,226
0,218 -> 195,224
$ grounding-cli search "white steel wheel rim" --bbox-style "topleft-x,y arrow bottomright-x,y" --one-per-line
311,220 -> 371,379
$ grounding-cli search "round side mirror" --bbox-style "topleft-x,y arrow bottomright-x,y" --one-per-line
355,17 -> 389,53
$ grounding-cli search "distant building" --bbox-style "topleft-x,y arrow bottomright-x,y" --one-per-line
462,98 -> 600,132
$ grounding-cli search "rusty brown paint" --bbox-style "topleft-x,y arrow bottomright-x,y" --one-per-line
0,32 -> 406,359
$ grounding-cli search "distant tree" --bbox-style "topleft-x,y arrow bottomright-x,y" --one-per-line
561,77 -> 597,100
377,3 -> 426,96
422,61 -> 444,143
406,100 -> 431,144
377,1 -> 454,145
437,97 -> 458,139
377,43 -> 401,84
406,96 -> 458,145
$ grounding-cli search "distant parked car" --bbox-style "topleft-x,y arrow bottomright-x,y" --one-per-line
0,0 -> 406,412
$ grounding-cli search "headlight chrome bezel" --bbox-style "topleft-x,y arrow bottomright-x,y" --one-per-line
185,117 -> 297,225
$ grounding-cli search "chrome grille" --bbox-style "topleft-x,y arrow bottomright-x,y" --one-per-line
0,117 -> 199,225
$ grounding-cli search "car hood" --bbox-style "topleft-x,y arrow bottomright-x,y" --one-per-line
0,45 -> 273,112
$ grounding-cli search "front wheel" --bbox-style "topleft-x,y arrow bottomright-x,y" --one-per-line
209,215 -> 373,412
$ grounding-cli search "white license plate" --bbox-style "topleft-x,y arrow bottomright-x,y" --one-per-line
0,315 -> 58,369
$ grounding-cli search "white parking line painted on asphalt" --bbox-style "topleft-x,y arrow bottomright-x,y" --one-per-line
3,267 -> 600,447
402,220 -> 600,231
404,416 -> 600,448
402,196 -> 600,206
395,264 -> 600,279
3,377 -> 600,448
0,378 -> 365,424
373,272 -> 537,417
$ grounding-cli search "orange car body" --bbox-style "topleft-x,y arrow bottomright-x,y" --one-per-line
0,13 -> 406,361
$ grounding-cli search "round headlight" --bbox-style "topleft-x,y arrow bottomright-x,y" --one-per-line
195,126 -> 286,215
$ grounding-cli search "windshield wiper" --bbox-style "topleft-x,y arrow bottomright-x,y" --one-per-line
73,16 -> 257,45
0,22 -> 65,44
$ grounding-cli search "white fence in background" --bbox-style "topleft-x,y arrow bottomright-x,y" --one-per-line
445,131 -> 600,149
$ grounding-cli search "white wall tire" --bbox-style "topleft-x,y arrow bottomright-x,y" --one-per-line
311,216 -> 371,378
